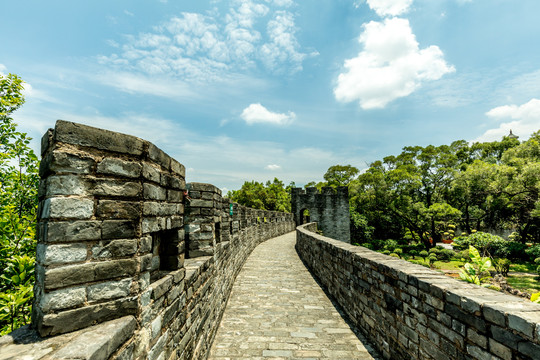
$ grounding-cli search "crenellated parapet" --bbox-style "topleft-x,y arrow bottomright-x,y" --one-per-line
0,120 -> 295,360
291,186 -> 350,243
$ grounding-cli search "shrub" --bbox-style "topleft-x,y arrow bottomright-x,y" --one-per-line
389,253 -> 400,258
394,248 -> 403,258
382,250 -> 391,255
453,232 -> 524,259
492,258 -> 511,276
384,239 -> 399,252
419,250 -> 429,259
526,245 -> 540,261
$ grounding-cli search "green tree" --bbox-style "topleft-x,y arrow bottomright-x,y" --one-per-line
0,72 -> 39,335
323,164 -> 359,187
227,178 -> 291,212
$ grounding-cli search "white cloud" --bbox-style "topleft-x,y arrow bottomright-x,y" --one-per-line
334,18 -> 454,109
475,98 -> 540,142
265,164 -> 281,170
98,0 -> 312,90
0,63 -> 6,75
260,11 -> 316,73
366,0 -> 413,17
240,103 -> 295,125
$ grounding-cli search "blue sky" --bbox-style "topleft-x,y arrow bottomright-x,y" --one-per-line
2,0 -> 540,192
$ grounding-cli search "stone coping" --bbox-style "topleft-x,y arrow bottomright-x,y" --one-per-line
297,223 -> 540,359
0,316 -> 136,360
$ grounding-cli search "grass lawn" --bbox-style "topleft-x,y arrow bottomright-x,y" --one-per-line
510,262 -> 537,274
506,275 -> 540,293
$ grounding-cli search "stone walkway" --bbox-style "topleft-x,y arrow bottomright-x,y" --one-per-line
208,232 -> 380,360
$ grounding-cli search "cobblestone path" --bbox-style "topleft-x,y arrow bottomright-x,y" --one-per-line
208,232 -> 380,360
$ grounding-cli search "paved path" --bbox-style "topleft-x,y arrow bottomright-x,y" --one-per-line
208,232 -> 380,360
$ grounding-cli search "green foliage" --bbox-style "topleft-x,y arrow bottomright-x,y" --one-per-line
0,72 -> 38,335
492,258 -> 511,276
227,178 -> 292,212
323,164 -> 359,187
526,245 -> 540,261
347,130 -> 540,251
531,292 -> 540,303
419,250 -> 429,259
453,232 -> 525,259
459,246 -> 492,285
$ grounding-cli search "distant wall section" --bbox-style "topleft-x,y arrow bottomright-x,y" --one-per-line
291,186 -> 350,243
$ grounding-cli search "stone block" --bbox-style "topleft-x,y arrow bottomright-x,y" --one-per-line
45,175 -> 87,196
91,179 -> 142,197
39,150 -> 95,177
92,239 -> 138,259
143,162 -> 161,183
148,143 -> 170,169
88,278 -> 133,301
97,200 -> 140,219
151,275 -> 173,300
102,220 -> 137,239
151,315 -> 162,339
141,235 -> 153,253
39,297 -> 137,336
142,217 -> 160,233
41,197 -> 94,219
54,120 -> 144,156
167,190 -> 183,202
40,286 -> 86,312
190,199 -> 213,208
44,259 -> 137,290
37,243 -> 87,265
144,183 -> 167,200
97,157 -> 142,178
52,316 -> 137,360
46,220 -> 101,242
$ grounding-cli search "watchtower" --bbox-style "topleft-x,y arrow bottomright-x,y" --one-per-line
291,186 -> 350,243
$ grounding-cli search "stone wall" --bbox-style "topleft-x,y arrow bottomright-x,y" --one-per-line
0,120 -> 295,360
291,186 -> 350,243
296,223 -> 540,360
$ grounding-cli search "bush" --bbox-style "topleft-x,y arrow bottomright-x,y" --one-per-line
389,253 -> 400,258
526,245 -> 540,261
453,232 -> 524,259
492,258 -> 511,276
419,250 -> 429,258
382,250 -> 391,255
384,239 -> 399,252
394,248 -> 403,258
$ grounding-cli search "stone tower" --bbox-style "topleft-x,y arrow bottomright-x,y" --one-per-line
291,186 -> 350,243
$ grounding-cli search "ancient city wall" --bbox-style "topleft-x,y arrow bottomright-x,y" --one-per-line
0,120 -> 295,360
296,223 -> 540,360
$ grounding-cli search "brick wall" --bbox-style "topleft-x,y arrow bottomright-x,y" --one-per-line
296,223 -> 540,360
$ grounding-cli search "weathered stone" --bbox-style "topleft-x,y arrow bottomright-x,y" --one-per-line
190,199 -> 213,208
170,159 -> 185,177
140,235 -> 152,253
97,157 -> 142,178
91,179 -> 142,197
40,286 -> 86,312
151,315 -> 162,339
88,278 -> 133,301
142,163 -> 161,183
142,217 -> 160,233
37,243 -> 87,265
41,197 -> 94,219
46,220 -> 101,242
52,316 -> 136,360
54,120 -> 144,156
39,298 -> 137,337
97,200 -> 140,219
144,183 -> 166,200
44,259 -> 137,290
148,143 -> 170,169
90,238 -> 135,259
39,150 -> 95,177
167,189 -> 183,202
46,175 -> 87,196
151,276 -> 173,300
102,220 -> 137,239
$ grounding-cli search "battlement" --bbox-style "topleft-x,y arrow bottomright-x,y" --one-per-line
291,186 -> 350,242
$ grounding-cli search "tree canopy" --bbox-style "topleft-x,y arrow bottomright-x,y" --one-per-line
227,178 -> 293,212
0,73 -> 38,335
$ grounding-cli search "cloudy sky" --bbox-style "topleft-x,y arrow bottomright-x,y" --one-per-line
2,0 -> 540,192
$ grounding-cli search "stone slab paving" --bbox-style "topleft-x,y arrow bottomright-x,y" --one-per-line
208,232 -> 380,360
